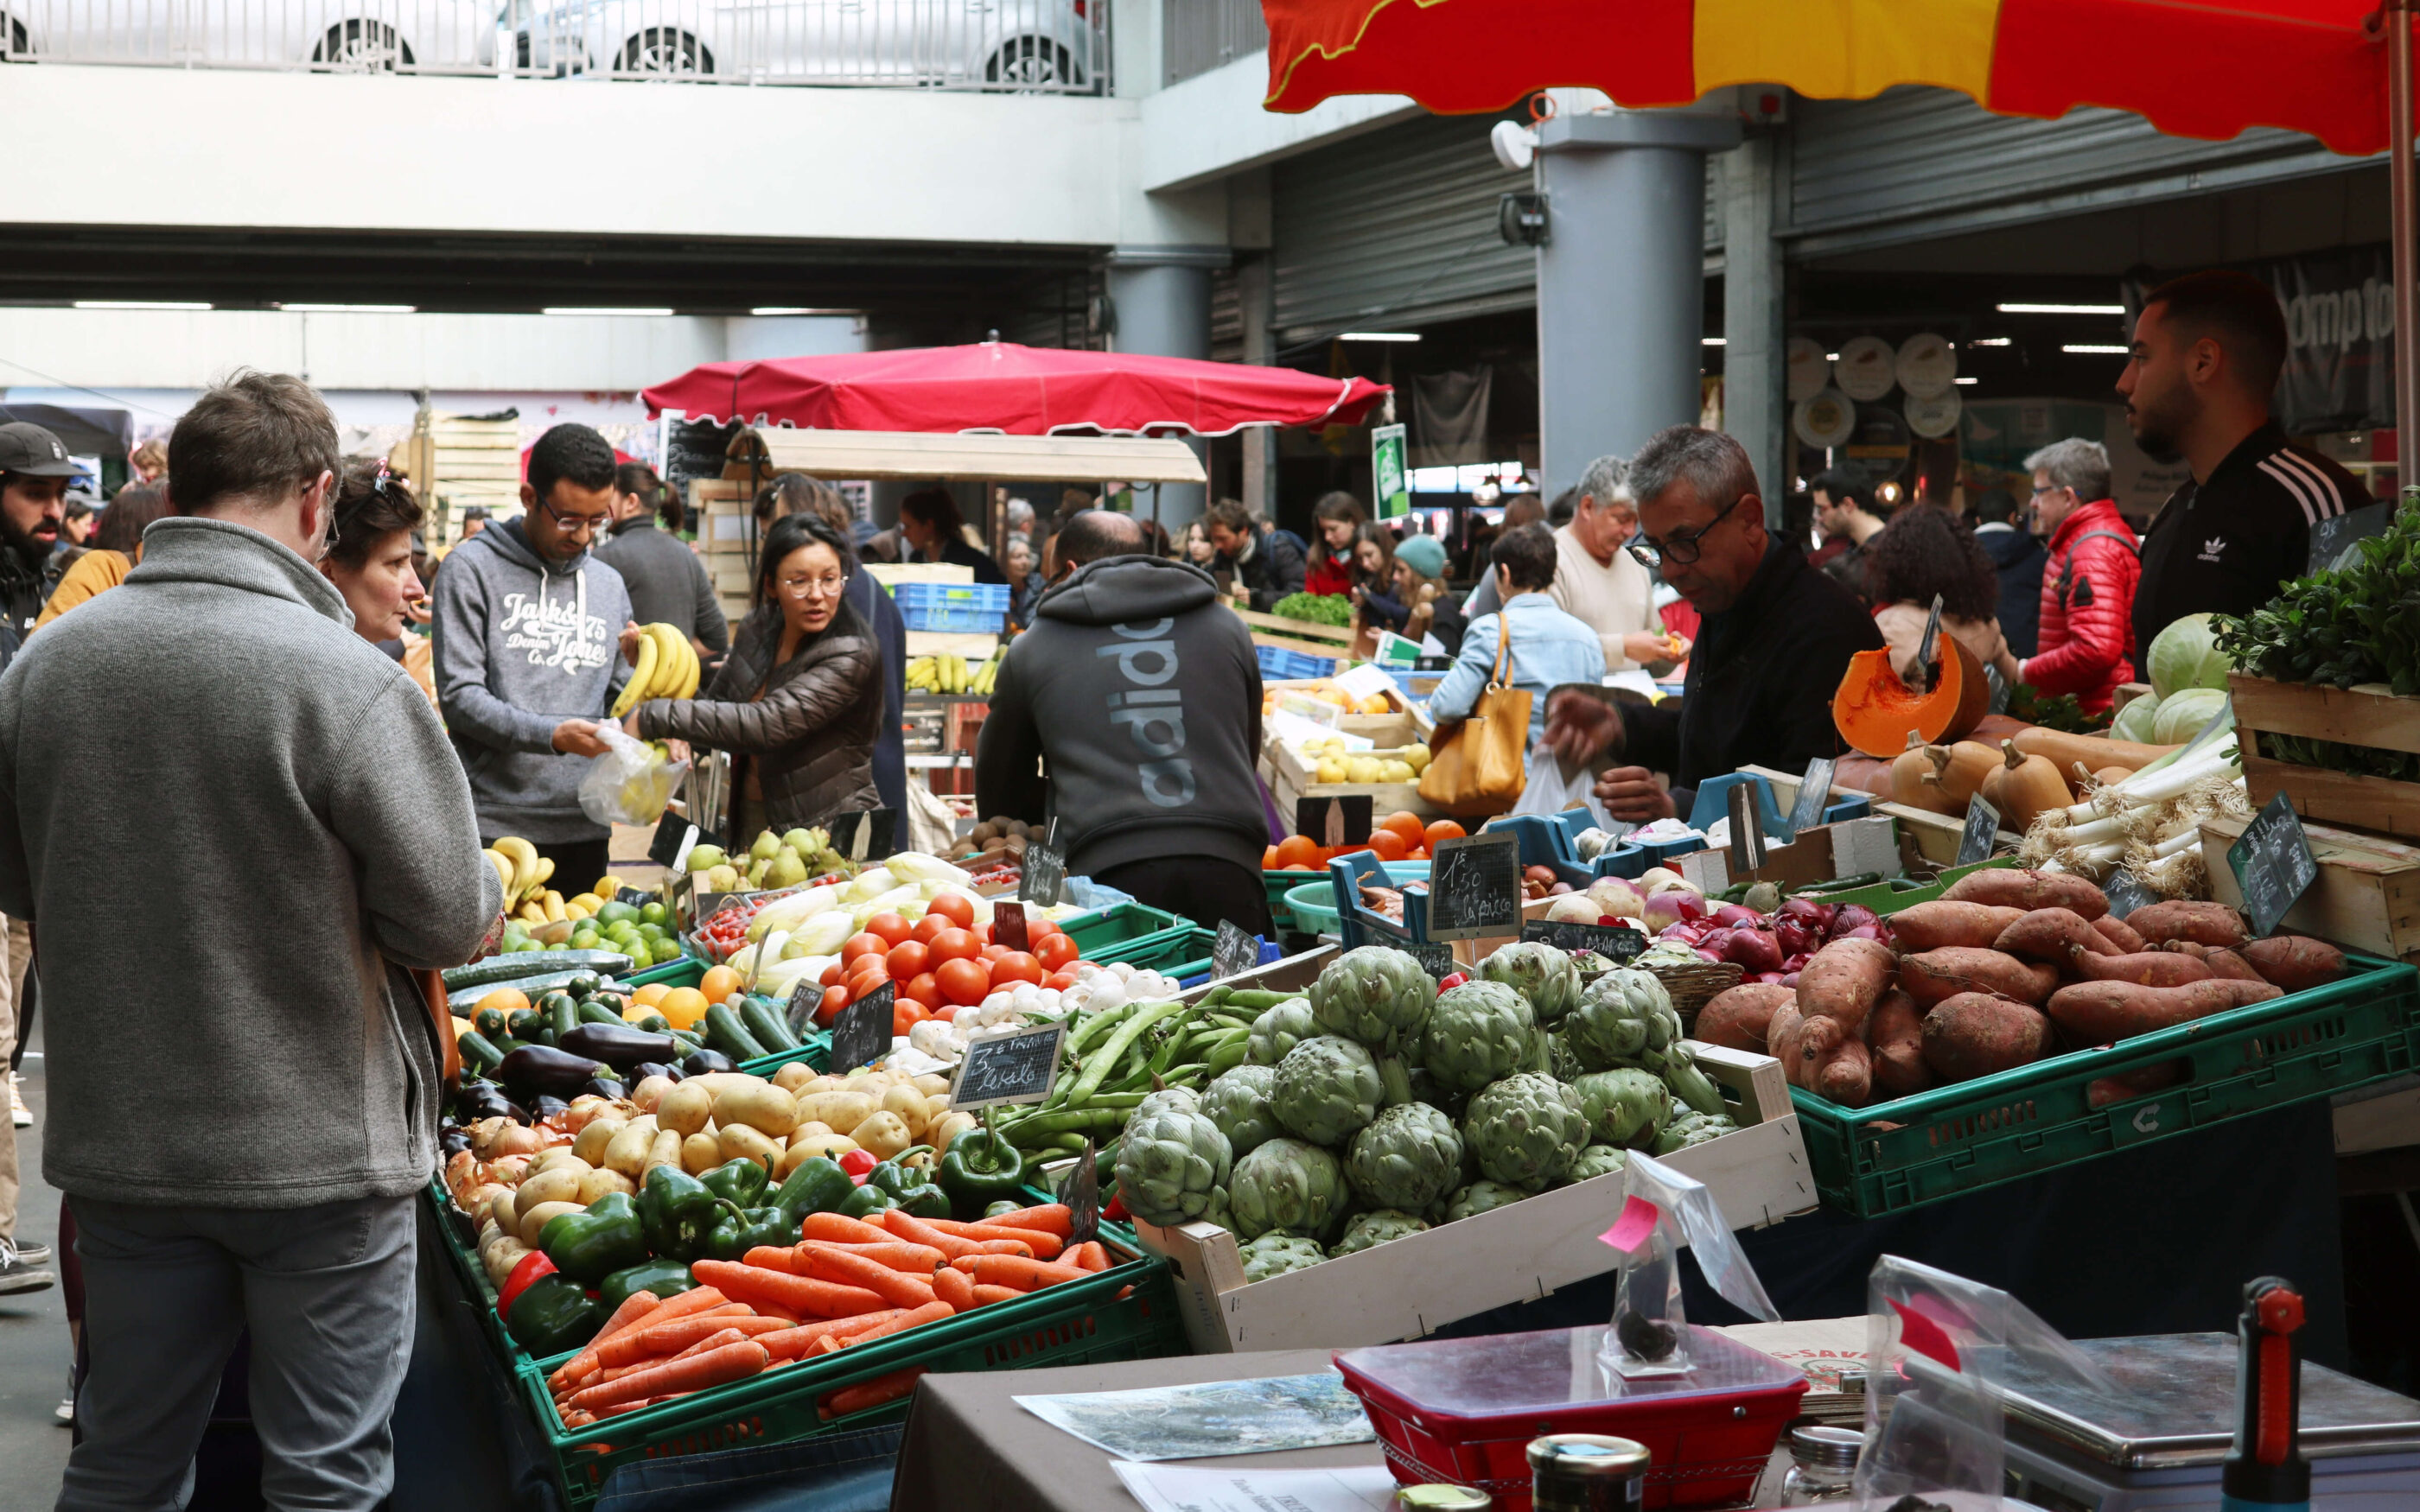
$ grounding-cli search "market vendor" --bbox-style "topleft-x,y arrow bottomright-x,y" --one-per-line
1541,426 -> 1882,822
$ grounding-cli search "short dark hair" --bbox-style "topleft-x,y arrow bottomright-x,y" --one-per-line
327,459 -> 426,570
1508,492 -> 1551,530
897,486 -> 965,541
1809,467 -> 1875,513
616,461 -> 659,505
1055,509 -> 1144,569
1312,491 -> 1365,526
1973,488 -> 2022,525
754,511 -> 857,609
1490,522 -> 1559,592
63,497 -> 92,526
526,424 -> 617,504
167,370 -> 340,515
1542,490 -> 1575,528
758,473 -> 851,538
1205,499 -> 1254,537
462,505 -> 492,523
2144,268 -> 2288,396
95,481 -> 171,556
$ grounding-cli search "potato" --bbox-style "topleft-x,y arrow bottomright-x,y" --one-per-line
910,1074 -> 952,1099
1794,937 -> 1895,1032
518,1199 -> 581,1246
928,1110 -> 978,1153
1695,984 -> 1794,1053
880,1083 -> 932,1140
2240,936 -> 2348,993
1794,1017 -> 1872,1107
791,1121 -> 835,1142
630,1075 -> 675,1113
2201,948 -> 2268,984
1898,948 -> 2059,1007
681,1132 -> 724,1174
2086,1060 -> 2188,1108
772,1062 -> 818,1095
2124,899 -> 2248,950
515,1165 -> 586,1210
484,1189 -> 519,1236
572,1115 -> 626,1167
641,1128 -> 685,1175
575,1167 -> 635,1204
1865,989 -> 1931,1099
2071,950 -> 2213,988
528,1147 -> 591,1178
1920,994 -> 2052,1082
780,1134 -> 860,1173
799,1090 -> 879,1135
1888,901 -> 2026,953
656,1082 -> 716,1138
1993,908 -> 2117,965
713,1083 -> 799,1139
2045,977 -> 2280,1045
602,1115 -> 659,1178
1940,867 -> 2109,919
797,1074 -> 843,1096
2092,914 -> 2147,954
718,1122 -> 784,1170
850,1110 -> 914,1159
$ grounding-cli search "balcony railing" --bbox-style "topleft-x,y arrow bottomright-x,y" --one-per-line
1162,0 -> 1258,86
0,0 -> 1111,91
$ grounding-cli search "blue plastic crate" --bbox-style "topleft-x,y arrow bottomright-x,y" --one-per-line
1255,645 -> 1340,681
892,581 -> 1009,633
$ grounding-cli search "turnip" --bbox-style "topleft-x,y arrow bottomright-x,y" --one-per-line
1546,893 -> 1602,924
1585,876 -> 1644,919
1712,903 -> 1764,931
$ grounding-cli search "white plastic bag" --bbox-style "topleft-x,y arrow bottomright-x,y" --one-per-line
1512,745 -> 1613,828
577,725 -> 691,827
1600,1153 -> 1779,1376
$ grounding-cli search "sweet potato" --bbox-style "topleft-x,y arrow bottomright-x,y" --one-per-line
1920,993 -> 2053,1082
1865,989 -> 1931,1099
1888,901 -> 2026,953
1765,1002 -> 1805,1069
1773,1010 -> 1871,1106
2069,950 -> 2213,988
1939,867 -> 2108,919
2240,936 -> 2349,994
1995,907 -> 2117,964
1695,984 -> 1795,1053
2086,1060 -> 2188,1109
2200,948 -> 2266,984
2125,899 -> 2249,950
2045,977 -> 2282,1045
1794,937 -> 1896,1033
1898,948 -> 2059,1007
2092,913 -> 2147,954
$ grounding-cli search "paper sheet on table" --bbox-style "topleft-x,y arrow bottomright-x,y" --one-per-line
1015,1372 -> 1376,1461
1330,662 -> 1399,702
1110,1462 -> 1400,1512
1606,668 -> 1664,701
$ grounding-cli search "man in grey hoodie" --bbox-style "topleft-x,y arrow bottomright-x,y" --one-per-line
432,423 -> 636,892
0,371 -> 500,1508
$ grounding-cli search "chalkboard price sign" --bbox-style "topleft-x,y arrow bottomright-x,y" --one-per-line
1213,919 -> 1261,982
2309,499 -> 2392,574
825,808 -> 898,865
614,886 -> 654,910
992,900 -> 1029,953
1408,941 -> 1460,980
828,985 -> 894,1074
1019,843 -> 1067,907
2102,870 -> 2158,921
950,1020 -> 1067,1110
1519,918 -> 1650,962
1426,831 -> 1523,940
1296,795 -> 1373,849
1787,756 -> 1837,838
2229,791 -> 2319,937
1957,794 -> 2002,867
784,975 -> 823,1038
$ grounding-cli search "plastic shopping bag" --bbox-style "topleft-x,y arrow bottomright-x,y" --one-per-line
1511,744 -> 1613,828
577,725 -> 691,827
1598,1153 -> 1779,1377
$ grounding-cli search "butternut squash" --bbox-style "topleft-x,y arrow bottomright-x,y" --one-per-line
1831,636 -> 1989,759
1979,740 -> 2072,830
1922,740 -> 2000,807
1891,731 -> 1961,815
2008,727 -> 2177,774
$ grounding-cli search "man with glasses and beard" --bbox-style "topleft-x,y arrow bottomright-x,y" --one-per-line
432,422 -> 639,892
1540,426 -> 1882,823
0,422 -> 79,649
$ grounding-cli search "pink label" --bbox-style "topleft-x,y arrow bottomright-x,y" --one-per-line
1888,1296 -> 1963,1371
1599,1196 -> 1660,1254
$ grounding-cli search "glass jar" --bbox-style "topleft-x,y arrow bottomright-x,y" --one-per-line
1527,1433 -> 1649,1512
1779,1424 -> 1863,1504
1395,1486 -> 1491,1511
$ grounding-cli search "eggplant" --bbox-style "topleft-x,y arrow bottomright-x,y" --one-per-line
496,1045 -> 614,1100
627,1062 -> 678,1085
557,1022 -> 678,1071
680,1048 -> 736,1077
439,1128 -> 472,1159
580,1077 -> 628,1101
454,1078 -> 519,1123
532,1095 -> 570,1121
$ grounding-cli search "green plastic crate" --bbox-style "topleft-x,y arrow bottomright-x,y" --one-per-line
1103,926 -> 1217,982
1062,900 -> 1188,957
425,1180 -> 550,1375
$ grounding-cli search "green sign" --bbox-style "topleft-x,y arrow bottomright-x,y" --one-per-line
1372,423 -> 1410,519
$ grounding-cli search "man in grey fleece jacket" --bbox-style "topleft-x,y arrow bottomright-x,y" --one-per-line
0,372 -> 500,1509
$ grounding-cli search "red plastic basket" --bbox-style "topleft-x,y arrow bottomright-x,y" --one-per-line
1333,1327 -> 1808,1511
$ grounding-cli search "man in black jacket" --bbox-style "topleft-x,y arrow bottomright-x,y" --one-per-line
0,422 -> 76,646
1971,487 -> 2045,658
1543,427 -> 1883,822
1205,499 -> 1305,611
595,462 -> 729,661
974,511 -> 1272,933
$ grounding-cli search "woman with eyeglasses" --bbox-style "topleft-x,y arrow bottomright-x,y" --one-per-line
622,512 -> 882,837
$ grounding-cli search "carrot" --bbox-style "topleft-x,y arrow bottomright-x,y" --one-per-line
818,1366 -> 928,1421
666,1326 -> 751,1362
971,1284 -> 1023,1306
932,1265 -> 976,1312
801,1212 -> 894,1245
1068,1242 -> 1110,1274
691,1258 -> 887,1320
591,1306 -> 756,1371
923,1218 -> 1066,1259
961,1238 -> 1040,1259
548,1289 -> 680,1388
833,1299 -> 955,1349
758,1311 -> 909,1361
876,1209 -> 984,1260
952,1255 -> 1086,1291
567,1339 -> 770,1413
814,1240 -> 947,1274
978,1204 -> 1073,1239
595,1398 -> 659,1420
798,1244 -> 939,1309
561,1409 -> 597,1428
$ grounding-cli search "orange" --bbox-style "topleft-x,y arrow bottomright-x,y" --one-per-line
630,982 -> 671,1007
1423,819 -> 1468,848
1273,835 -> 1321,870
656,986 -> 710,1031
1366,828 -> 1408,861
474,986 -> 531,1019
697,964 -> 742,1003
1263,845 -> 1282,870
1381,810 -> 1426,847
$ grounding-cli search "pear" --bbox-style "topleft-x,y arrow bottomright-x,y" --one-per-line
704,863 -> 741,893
782,828 -> 820,856
766,848 -> 810,890
685,844 -> 728,874
747,857 -> 771,887
751,830 -> 783,862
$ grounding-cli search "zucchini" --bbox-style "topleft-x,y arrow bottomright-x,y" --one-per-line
576,999 -> 623,1026
507,1007 -> 544,1041
739,997 -> 800,1055
457,1031 -> 505,1073
636,1013 -> 671,1033
446,966 -> 629,1015
474,1007 -> 509,1039
443,950 -> 634,992
703,1003 -> 768,1062
667,1026 -> 706,1053
547,997 -> 581,1043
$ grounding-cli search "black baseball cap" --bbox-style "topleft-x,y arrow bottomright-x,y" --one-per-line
0,422 -> 80,478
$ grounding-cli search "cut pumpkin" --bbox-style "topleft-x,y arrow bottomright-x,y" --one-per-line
1831,636 -> 1990,758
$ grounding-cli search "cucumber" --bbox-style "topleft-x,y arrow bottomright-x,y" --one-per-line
457,1031 -> 505,1073
547,997 -> 581,1042
637,1013 -> 671,1034
739,998 -> 800,1055
576,999 -> 623,1026
704,1003 -> 769,1062
474,1007 -> 509,1039
443,950 -> 634,992
447,967 -> 628,1015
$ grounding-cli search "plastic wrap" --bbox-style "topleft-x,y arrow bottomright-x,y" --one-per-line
1600,1152 -> 1778,1376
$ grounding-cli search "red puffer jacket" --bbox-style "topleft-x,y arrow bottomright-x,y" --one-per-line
2026,497 -> 2140,714
1302,548 -> 1353,599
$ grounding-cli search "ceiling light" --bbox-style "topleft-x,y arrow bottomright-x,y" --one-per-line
1997,302 -> 2124,315
1970,337 -> 2012,347
1954,376 -> 1978,385
1702,337 -> 1725,346
1338,331 -> 1421,342
278,302 -> 416,314
749,307 -> 828,316
2062,344 -> 2128,354
543,306 -> 675,317
74,300 -> 210,311
1825,353 -> 1840,361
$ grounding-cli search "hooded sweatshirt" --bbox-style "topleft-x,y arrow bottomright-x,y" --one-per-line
974,556 -> 1267,879
431,518 -> 632,842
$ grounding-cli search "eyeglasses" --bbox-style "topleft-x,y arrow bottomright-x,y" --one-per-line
777,572 -> 849,600
1627,493 -> 1752,569
537,494 -> 614,537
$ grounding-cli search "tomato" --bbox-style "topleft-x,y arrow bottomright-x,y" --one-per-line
864,912 -> 914,949
820,962 -> 845,988
930,1001 -> 961,1022
935,956 -> 991,1007
980,943 -> 1009,962
892,1001 -> 933,1035
1034,932 -> 1080,970
909,912 -> 952,947
818,985 -> 850,1025
1025,914 -> 1060,939
990,951 -> 1045,988
840,932 -> 887,965
845,962 -> 888,1000
902,971 -> 946,1011
1043,969 -> 1078,991
926,891 -> 975,930
885,940 -> 932,979
928,927 -> 981,965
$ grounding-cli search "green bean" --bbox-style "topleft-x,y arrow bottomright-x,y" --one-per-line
1222,989 -> 1297,1011
1062,1000 -> 1185,1108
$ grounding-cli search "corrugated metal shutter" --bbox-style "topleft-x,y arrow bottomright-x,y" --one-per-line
1788,86 -> 2363,257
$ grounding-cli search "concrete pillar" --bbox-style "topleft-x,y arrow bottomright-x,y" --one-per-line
1717,131 -> 1788,526
1105,246 -> 1223,530
1235,252 -> 1278,521
1533,111 -> 1741,499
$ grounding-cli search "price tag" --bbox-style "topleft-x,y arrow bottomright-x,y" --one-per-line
825,808 -> 899,864
1787,756 -> 1837,838
949,1020 -> 1067,1110
785,975 -> 824,1037
1409,941 -> 1460,980
1213,919 -> 1261,981
992,899 -> 1029,953
828,985 -> 894,1074
1018,843 -> 1066,907
1063,1140 -> 1101,1246
2229,791 -> 2318,937
1297,795 -> 1373,849
1727,782 -> 1767,874
1957,794 -> 2002,867
1426,831 -> 1523,940
2103,870 -> 2158,921
614,886 -> 654,910
1519,918 -> 1650,962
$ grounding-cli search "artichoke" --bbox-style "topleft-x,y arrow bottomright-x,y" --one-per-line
1332,1209 -> 1430,1255
1420,981 -> 1538,1093
1248,999 -> 1319,1065
1227,1137 -> 1348,1241
1462,1072 -> 1590,1191
1653,1112 -> 1740,1156
1270,1035 -> 1385,1147
1308,946 -> 1437,1053
1442,1180 -> 1530,1222
1112,1088 -> 1233,1228
1239,1231 -> 1328,1282
1478,941 -> 1583,1023
1563,1144 -> 1631,1185
1344,1102 -> 1464,1213
1570,1069 -> 1673,1149
1201,1065 -> 1283,1158
1563,968 -> 1683,1072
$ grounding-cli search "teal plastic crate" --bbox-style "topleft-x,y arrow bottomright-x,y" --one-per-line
1063,901 -> 1190,960
1105,926 -> 1217,982
1264,870 -> 1318,931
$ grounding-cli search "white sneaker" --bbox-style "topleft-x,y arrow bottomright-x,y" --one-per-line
0,1242 -> 54,1294
10,1240 -> 48,1266
56,1366 -> 75,1425
10,1073 -> 28,1128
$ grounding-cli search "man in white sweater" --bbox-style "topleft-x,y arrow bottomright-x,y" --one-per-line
1553,454 -> 1690,672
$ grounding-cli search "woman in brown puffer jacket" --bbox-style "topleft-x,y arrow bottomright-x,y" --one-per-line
628,512 -> 882,835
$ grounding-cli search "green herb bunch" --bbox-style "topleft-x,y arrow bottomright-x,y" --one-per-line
2213,489 -> 2420,696
1270,592 -> 1354,627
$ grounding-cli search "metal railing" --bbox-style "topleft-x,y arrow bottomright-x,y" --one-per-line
1162,0 -> 1258,86
0,1 -> 1111,92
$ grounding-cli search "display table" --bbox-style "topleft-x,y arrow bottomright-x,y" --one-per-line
888,1348 -> 1381,1512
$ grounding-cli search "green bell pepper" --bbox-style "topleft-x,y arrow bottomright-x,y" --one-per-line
538,1192 -> 650,1286
700,1157 -> 770,1209
865,1146 -> 950,1218
704,1201 -> 798,1263
597,1258 -> 695,1313
768,1156 -> 854,1224
936,1127 -> 1028,1221
638,1165 -> 720,1262
505,1274 -> 603,1358
838,1182 -> 896,1219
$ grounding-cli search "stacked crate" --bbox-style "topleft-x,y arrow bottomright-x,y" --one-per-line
691,480 -> 754,626
425,415 -> 523,550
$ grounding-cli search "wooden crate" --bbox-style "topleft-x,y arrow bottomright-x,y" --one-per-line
2199,813 -> 2420,961
1232,604 -> 1355,651
1261,754 -> 1437,828
1133,1040 -> 1815,1353
1741,764 -> 2017,867
1264,679 -> 1432,740
2231,673 -> 2420,838
866,563 -> 977,588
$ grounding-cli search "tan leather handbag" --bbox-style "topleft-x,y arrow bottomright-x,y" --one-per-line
1417,615 -> 1529,816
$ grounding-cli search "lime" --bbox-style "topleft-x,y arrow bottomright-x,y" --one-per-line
640,902 -> 668,926
652,938 -> 685,965
596,900 -> 640,927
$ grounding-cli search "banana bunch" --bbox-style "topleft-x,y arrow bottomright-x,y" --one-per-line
483,835 -> 563,923
610,623 -> 702,718
907,646 -> 1004,696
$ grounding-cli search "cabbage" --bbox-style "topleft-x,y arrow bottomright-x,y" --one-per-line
2109,693 -> 2162,746
2151,688 -> 2231,746
2147,613 -> 2233,702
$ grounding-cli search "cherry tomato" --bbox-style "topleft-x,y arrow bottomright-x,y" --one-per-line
885,940 -> 932,979
990,951 -> 1045,988
1044,969 -> 1078,992
1034,933 -> 1080,971
837,1148 -> 877,1177
902,971 -> 945,1011
909,912 -> 952,947
864,912 -> 914,949
820,962 -> 845,988
929,927 -> 981,965
818,985 -> 850,1025
840,931 -> 888,965
936,956 -> 991,1007
927,892 -> 975,930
